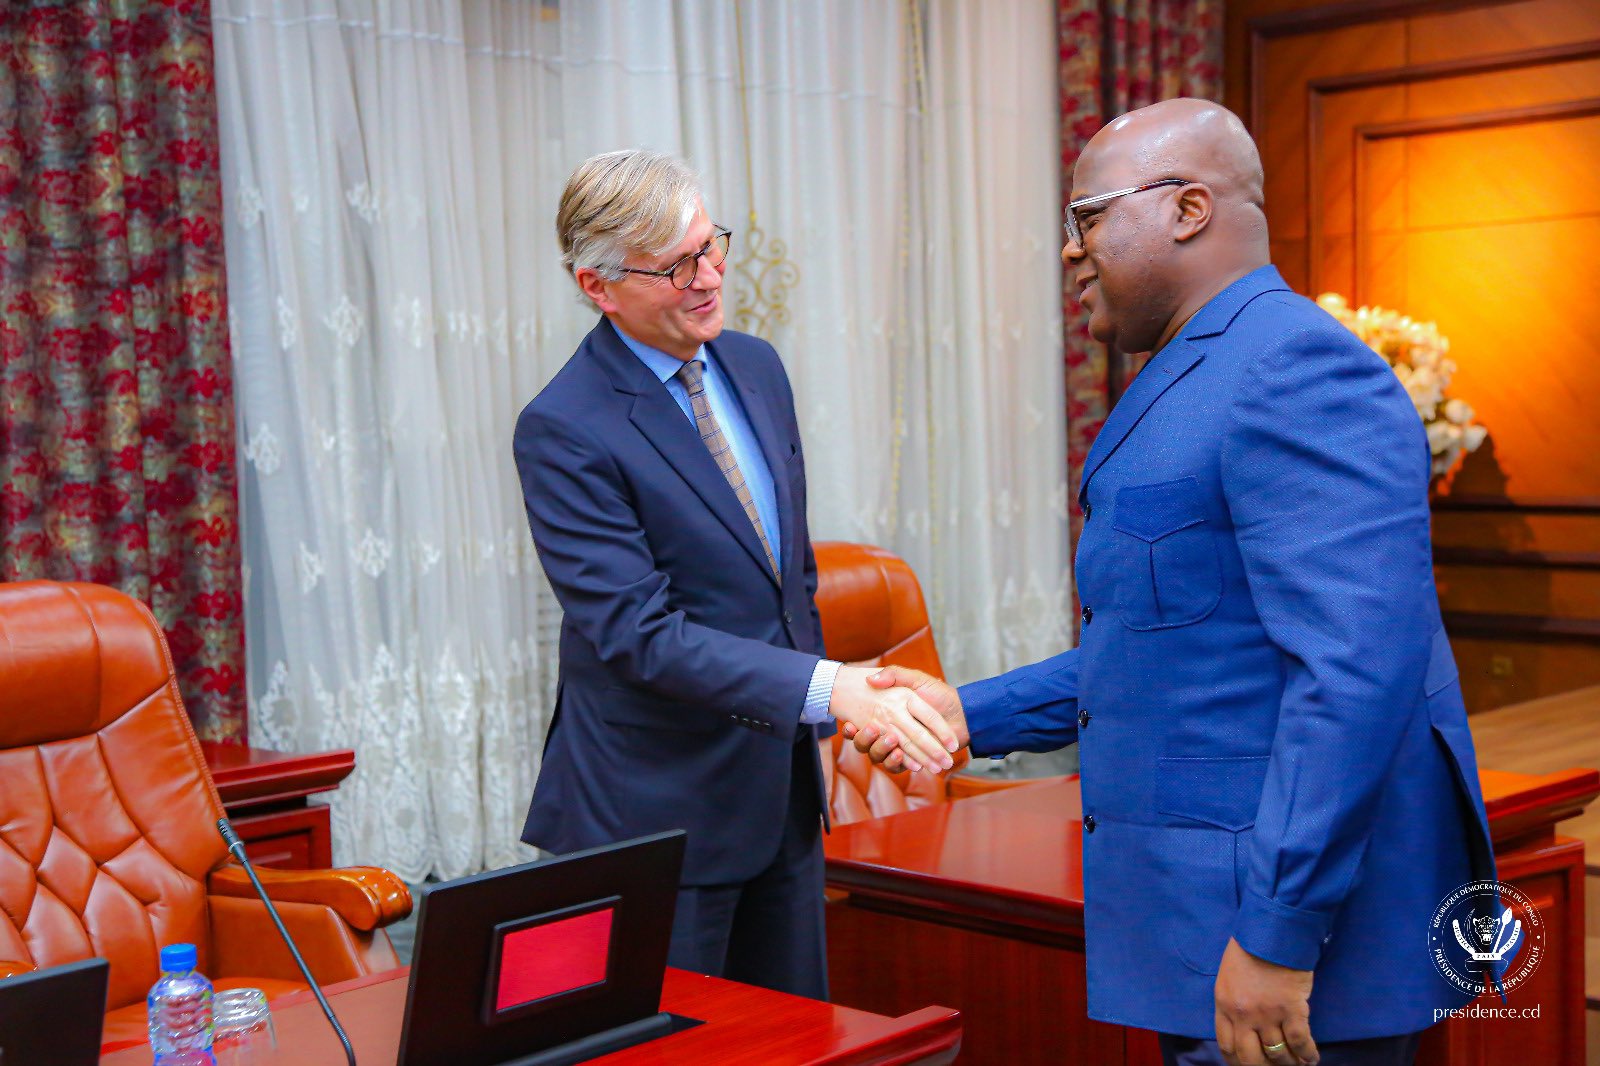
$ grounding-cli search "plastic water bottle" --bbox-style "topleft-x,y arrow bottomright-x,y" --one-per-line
147,943 -> 216,1065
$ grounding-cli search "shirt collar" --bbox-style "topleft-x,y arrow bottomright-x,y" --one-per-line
612,324 -> 711,385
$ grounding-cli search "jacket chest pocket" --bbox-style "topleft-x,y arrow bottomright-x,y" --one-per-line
1111,476 -> 1222,630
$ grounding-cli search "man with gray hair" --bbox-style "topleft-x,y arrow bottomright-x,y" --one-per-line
513,150 -> 958,998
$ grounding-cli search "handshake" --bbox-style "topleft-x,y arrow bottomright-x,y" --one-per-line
827,665 -> 970,774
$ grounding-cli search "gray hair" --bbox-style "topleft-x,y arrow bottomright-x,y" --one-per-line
556,150 -> 703,291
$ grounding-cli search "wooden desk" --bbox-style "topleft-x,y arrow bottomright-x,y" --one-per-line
1470,685 -> 1600,866
201,742 -> 355,869
825,770 -> 1597,1066
100,967 -> 961,1065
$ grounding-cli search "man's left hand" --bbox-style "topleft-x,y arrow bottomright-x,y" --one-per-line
1214,938 -> 1319,1066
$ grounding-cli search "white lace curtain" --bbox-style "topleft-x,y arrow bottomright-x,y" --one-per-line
214,0 -> 1068,880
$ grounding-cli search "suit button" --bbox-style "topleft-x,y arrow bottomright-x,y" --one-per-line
1078,709 -> 1091,729
783,609 -> 794,624
1081,605 -> 1093,625
1084,815 -> 1097,833
1083,501 -> 1092,520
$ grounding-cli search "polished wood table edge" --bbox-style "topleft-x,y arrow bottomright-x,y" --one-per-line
200,742 -> 357,805
827,863 -> 1086,944
649,970 -> 962,1066
824,767 -> 1596,924
101,967 -> 963,1065
224,805 -> 334,834
1478,766 -> 1600,844
831,767 -> 1599,853
825,762 -> 1595,1066
818,1005 -> 963,1066
1491,833 -> 1587,877
836,888 -> 1088,952
827,777 -> 1086,935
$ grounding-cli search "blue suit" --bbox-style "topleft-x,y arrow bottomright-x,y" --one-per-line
961,266 -> 1493,1040
514,317 -> 832,995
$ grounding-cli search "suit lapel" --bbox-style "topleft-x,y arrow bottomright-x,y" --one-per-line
1077,265 -> 1292,508
712,338 -> 796,583
1078,342 -> 1204,507
584,319 -> 778,585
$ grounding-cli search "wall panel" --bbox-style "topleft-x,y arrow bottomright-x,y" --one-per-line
1227,0 -> 1600,712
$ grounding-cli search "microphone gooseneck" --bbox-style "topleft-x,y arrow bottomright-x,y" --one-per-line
217,818 -> 359,1066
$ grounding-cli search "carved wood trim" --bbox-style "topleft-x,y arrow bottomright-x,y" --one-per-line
1433,547 -> 1600,571
1356,97 -> 1600,141
1241,0 -> 1507,132
1431,495 -> 1600,514
1309,39 -> 1600,93
1247,0 -> 1500,38
1442,611 -> 1600,643
1304,43 -> 1600,291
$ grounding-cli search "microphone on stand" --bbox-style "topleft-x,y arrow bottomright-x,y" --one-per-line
217,818 -> 358,1066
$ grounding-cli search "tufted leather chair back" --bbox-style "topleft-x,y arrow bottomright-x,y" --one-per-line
812,542 -> 968,825
0,582 -> 229,1012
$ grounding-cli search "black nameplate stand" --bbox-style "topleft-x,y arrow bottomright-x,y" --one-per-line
497,1012 -> 703,1066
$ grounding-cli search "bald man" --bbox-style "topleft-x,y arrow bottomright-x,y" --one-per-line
851,101 -> 1495,1066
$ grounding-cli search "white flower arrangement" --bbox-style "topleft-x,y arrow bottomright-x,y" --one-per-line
1316,293 -> 1488,479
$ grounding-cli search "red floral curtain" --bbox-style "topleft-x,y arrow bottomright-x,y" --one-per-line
1059,0 -> 1222,553
0,1 -> 244,740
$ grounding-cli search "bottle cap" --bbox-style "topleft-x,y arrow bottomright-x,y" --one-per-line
159,943 -> 198,973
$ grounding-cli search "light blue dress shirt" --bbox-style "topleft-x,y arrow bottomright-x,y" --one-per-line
615,327 -> 839,725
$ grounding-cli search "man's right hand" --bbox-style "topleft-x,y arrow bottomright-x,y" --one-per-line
840,665 -> 967,774
828,665 -> 959,773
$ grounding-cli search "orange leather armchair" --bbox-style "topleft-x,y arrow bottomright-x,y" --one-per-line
0,582 -> 411,1048
813,542 -> 1033,825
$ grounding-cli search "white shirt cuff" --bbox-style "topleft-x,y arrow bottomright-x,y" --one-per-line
800,659 -> 843,724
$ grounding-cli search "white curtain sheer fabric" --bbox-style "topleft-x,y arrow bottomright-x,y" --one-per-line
215,0 -> 1068,879
215,0 -> 562,880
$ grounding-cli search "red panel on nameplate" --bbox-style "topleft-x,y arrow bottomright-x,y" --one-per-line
495,908 -> 614,1012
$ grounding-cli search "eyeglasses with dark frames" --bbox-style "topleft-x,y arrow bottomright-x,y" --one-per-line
618,226 -> 733,290
1064,179 -> 1191,248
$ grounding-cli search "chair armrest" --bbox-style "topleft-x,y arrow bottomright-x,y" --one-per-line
945,772 -> 1069,800
208,863 -> 412,932
0,960 -> 34,979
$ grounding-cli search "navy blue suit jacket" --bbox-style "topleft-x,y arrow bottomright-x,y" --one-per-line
515,317 -> 831,885
959,267 -> 1494,1040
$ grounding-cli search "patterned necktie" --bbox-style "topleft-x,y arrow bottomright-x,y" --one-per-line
676,359 -> 781,584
